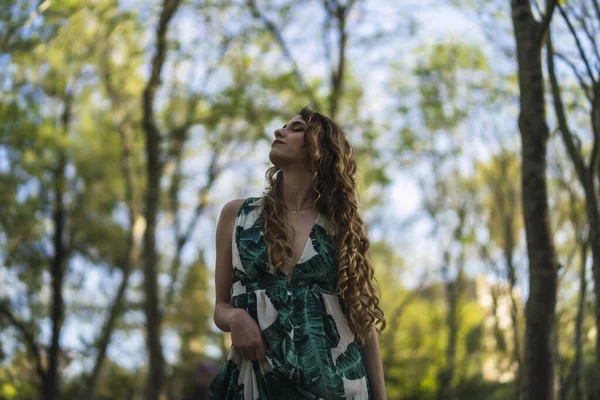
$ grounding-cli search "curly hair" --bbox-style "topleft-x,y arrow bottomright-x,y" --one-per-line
260,106 -> 386,345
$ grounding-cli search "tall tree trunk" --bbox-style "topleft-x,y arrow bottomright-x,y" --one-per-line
85,119 -> 137,398
46,92 -> 72,400
592,78 -> 600,400
141,1 -> 181,398
142,72 -> 166,400
510,1 -> 558,399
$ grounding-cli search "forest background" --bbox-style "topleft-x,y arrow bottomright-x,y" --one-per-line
1,1 -> 598,399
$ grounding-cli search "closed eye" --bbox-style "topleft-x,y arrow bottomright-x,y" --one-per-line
283,123 -> 306,130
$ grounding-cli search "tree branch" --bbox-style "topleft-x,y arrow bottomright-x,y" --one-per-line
557,3 -> 597,87
141,1 -> 182,398
537,0 -> 557,47
554,52 -> 592,103
593,0 -> 600,23
245,0 -> 321,108
576,1 -> 600,70
0,304 -> 47,385
547,33 -> 588,183
143,0 -> 182,133
164,147 -> 222,312
24,0 -> 53,28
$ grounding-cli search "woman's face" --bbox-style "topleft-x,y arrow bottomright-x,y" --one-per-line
269,115 -> 309,168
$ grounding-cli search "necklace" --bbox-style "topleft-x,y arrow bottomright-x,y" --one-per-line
287,205 -> 315,214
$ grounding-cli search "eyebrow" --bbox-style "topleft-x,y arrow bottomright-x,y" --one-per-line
283,121 -> 306,128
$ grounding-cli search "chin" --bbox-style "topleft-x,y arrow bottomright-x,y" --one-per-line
268,152 -> 282,167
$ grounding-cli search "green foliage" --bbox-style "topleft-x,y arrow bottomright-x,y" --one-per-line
0,353 -> 39,400
62,360 -> 144,400
413,41 -> 489,131
473,150 -> 522,253
379,287 -> 487,399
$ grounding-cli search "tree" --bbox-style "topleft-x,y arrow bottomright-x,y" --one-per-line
140,1 -> 184,398
509,1 -> 559,399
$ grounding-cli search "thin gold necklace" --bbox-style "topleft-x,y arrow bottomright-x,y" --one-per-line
287,205 -> 315,215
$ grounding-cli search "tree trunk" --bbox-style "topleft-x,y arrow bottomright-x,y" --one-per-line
324,0 -> 355,120
592,79 -> 600,400
142,115 -> 165,400
85,120 -> 137,399
329,8 -> 347,120
143,90 -> 164,400
141,1 -> 182,398
510,1 -> 558,399
46,92 -> 72,400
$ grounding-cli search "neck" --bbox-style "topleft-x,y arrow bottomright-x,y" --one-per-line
278,168 -> 317,210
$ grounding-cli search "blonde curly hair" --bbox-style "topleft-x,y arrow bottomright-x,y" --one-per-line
260,106 -> 386,345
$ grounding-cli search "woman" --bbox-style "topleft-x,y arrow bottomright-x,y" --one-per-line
209,106 -> 386,399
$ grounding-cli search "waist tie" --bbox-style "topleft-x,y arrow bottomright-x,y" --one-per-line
231,276 -> 337,298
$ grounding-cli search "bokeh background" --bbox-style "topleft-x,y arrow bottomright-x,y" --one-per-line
0,0 -> 597,399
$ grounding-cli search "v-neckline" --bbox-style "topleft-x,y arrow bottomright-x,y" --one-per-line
291,212 -> 320,267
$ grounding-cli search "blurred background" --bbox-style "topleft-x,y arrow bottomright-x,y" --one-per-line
0,0 -> 597,399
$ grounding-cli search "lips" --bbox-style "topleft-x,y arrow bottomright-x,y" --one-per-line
273,140 -> 285,145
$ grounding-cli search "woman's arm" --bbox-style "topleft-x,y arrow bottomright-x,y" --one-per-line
213,198 -> 267,361
213,199 -> 243,332
360,325 -> 387,400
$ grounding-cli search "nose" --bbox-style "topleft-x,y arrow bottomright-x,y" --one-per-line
274,128 -> 284,139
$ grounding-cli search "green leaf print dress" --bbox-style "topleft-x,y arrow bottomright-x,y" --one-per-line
209,197 -> 371,399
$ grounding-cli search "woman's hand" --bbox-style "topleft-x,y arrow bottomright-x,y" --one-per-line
229,308 -> 267,361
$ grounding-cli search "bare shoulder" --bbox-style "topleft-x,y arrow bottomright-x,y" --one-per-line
222,198 -> 246,215
218,198 -> 247,225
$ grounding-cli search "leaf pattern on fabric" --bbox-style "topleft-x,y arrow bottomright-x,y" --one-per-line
209,197 -> 370,399
208,360 -> 245,399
